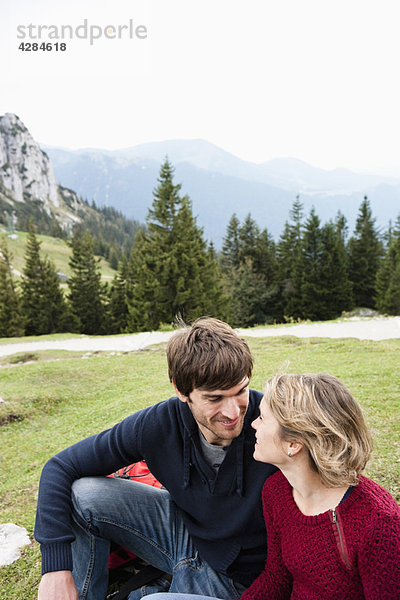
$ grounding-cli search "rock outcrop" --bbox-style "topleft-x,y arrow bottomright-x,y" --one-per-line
0,113 -> 84,232
0,113 -> 59,209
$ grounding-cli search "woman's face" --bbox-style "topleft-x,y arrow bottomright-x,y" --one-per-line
252,397 -> 287,465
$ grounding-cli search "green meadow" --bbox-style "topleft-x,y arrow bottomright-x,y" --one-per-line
0,230 -> 117,282
0,335 -> 399,599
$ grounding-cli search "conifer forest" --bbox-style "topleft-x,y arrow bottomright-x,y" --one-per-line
1,159 -> 400,337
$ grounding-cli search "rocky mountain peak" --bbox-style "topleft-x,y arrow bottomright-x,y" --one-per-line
0,113 -> 88,234
0,113 -> 59,210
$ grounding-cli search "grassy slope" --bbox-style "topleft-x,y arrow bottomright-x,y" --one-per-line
0,335 -> 399,597
0,230 -> 117,281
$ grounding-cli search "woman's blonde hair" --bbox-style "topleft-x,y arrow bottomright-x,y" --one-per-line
264,373 -> 373,487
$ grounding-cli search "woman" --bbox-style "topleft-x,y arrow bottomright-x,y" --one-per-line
242,373 -> 400,599
148,373 -> 400,599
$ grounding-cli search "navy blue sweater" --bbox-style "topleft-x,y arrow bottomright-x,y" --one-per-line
34,390 -> 276,586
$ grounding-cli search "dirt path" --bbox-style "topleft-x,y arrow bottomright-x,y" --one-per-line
236,316 -> 400,341
0,317 -> 399,359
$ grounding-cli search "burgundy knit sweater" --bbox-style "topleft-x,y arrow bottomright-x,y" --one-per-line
241,470 -> 400,600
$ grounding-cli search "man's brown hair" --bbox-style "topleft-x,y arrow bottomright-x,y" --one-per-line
167,317 -> 253,397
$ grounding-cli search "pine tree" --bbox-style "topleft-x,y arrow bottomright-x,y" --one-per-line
202,242 -> 230,320
230,258 -> 270,327
318,220 -> 353,319
21,223 -> 45,334
301,208 -> 324,320
169,197 -> 209,320
108,245 -> 119,271
42,258 -> 70,332
126,230 -> 161,332
299,210 -> 352,321
0,238 -> 25,337
348,197 -> 383,308
221,214 -> 279,327
238,215 -> 263,268
108,256 -> 134,333
258,229 -> 279,286
221,214 -> 240,271
127,159 -> 228,330
385,263 -> 400,314
375,216 -> 400,314
277,196 -> 304,320
278,206 -> 354,322
21,222 -> 68,335
128,159 -> 183,329
67,230 -> 107,334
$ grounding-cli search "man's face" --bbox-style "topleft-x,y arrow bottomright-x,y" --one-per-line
175,378 -> 250,446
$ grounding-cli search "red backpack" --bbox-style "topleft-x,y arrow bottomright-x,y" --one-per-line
106,462 -> 164,599
109,461 -> 162,490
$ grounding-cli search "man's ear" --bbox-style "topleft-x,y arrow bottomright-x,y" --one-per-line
173,381 -> 189,403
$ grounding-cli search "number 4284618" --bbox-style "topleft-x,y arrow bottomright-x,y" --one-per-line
19,42 -> 66,51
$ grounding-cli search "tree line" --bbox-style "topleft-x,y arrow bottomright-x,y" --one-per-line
1,159 -> 400,337
225,195 -> 399,325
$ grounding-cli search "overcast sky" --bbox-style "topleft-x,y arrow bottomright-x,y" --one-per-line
2,0 -> 400,174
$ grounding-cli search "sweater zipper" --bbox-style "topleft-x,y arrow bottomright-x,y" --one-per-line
331,508 -> 351,570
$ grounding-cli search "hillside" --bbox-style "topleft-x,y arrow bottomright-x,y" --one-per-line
0,230 -> 117,283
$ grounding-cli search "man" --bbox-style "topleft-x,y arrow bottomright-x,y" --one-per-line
35,318 -> 276,600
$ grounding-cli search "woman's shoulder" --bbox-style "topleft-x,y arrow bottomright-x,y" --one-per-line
347,476 -> 400,532
261,471 -> 296,525
356,476 -> 400,514
262,470 -> 290,500
349,477 -> 400,561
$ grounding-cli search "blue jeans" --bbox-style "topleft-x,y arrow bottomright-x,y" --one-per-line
70,477 -> 246,600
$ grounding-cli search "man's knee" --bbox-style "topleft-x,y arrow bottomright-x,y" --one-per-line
71,476 -> 112,517
71,476 -> 155,521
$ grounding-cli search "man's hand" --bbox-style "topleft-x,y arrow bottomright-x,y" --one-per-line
38,570 -> 78,600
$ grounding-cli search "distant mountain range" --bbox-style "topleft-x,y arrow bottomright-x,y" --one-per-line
45,140 -> 400,245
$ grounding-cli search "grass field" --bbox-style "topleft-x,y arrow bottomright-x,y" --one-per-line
0,334 -> 399,598
0,230 -> 117,282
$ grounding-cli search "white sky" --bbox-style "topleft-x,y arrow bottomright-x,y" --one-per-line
2,0 -> 400,174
